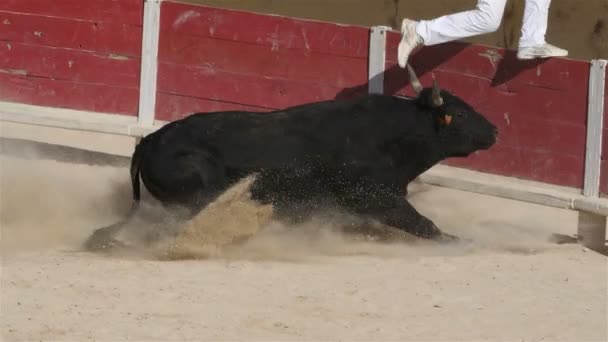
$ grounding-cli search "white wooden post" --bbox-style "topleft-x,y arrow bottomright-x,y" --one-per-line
578,59 -> 607,251
583,59 -> 607,197
368,26 -> 391,94
577,212 -> 606,251
137,0 -> 162,128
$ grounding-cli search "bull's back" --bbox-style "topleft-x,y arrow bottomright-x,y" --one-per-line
146,95 -> 428,173
169,109 -> 352,169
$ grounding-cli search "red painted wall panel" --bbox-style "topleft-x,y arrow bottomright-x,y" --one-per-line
155,2 -> 369,121
446,145 -> 585,188
601,160 -> 607,195
158,32 -> 368,88
156,93 -> 271,122
0,11 -> 142,56
0,1 -> 143,116
160,2 -> 369,59
156,61 -> 352,113
0,42 -> 140,88
383,32 -> 589,189
0,0 -> 143,25
0,73 -> 139,115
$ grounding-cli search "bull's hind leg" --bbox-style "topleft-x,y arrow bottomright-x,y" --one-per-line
357,195 -> 459,243
134,146 -> 234,244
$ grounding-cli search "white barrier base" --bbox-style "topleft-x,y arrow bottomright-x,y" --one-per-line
420,165 -> 608,217
577,212 -> 607,251
0,100 -> 163,138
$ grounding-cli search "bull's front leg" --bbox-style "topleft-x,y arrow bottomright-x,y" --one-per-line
358,195 -> 459,243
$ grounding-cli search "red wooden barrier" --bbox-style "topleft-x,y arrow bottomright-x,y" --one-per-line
153,2 -> 600,192
0,0 -> 604,196
0,0 -> 143,115
155,1 -> 370,121
383,32 -> 590,190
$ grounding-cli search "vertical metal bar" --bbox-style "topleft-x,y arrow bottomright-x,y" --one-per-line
137,0 -> 162,127
368,26 -> 390,94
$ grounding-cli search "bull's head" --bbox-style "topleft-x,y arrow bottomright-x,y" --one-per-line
406,64 -> 498,157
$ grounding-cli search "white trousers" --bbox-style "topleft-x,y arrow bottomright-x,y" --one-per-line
416,0 -> 551,48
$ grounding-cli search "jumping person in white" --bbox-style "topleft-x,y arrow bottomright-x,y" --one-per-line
397,0 -> 568,68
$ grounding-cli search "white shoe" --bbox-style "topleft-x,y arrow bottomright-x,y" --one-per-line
398,18 -> 424,68
517,43 -> 568,60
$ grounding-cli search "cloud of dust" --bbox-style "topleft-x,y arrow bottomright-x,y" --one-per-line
1,141 -> 572,260
0,153 -> 132,255
1,147 -> 432,261
407,184 -> 578,255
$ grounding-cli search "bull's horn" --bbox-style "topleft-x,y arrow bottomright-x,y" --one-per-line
432,77 -> 444,107
406,64 -> 423,96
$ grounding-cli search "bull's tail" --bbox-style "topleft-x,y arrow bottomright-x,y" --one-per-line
130,137 -> 145,203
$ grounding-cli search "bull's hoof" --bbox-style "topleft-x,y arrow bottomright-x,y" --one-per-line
83,231 -> 127,253
435,232 -> 465,244
549,233 -> 579,245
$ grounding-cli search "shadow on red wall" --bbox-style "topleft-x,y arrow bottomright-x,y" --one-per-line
336,42 -> 548,100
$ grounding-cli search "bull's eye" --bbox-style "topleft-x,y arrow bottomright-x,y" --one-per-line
457,112 -> 465,118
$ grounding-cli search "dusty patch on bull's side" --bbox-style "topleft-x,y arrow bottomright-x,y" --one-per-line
146,175 -> 430,261
159,175 -> 274,260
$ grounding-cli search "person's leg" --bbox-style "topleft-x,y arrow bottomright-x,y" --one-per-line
417,0 -> 508,45
398,0 -> 507,68
519,0 -> 550,48
517,0 -> 568,59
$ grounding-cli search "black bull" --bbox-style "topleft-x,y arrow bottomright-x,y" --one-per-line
84,65 -> 498,251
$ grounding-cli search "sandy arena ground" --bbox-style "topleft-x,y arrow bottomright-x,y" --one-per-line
1,136 -> 607,341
